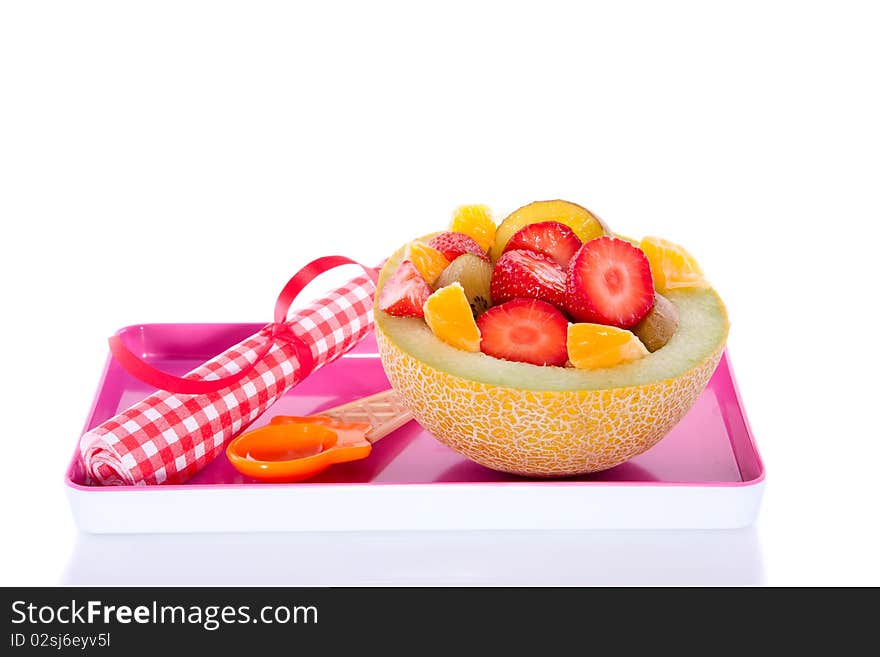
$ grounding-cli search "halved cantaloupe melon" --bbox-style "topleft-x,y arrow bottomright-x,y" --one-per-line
375,242 -> 729,477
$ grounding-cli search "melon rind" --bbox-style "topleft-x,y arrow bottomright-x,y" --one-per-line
375,242 -> 729,476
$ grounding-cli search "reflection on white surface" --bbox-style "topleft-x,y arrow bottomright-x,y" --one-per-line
62,528 -> 764,585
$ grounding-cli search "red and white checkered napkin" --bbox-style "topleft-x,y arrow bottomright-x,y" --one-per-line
79,270 -> 376,486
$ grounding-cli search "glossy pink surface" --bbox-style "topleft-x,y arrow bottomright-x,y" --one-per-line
67,323 -> 763,490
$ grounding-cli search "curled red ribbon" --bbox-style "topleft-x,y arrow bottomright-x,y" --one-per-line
108,256 -> 380,395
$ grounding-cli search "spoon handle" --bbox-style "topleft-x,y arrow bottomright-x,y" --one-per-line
317,389 -> 413,443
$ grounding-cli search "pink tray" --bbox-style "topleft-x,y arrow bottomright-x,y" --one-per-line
66,323 -> 765,533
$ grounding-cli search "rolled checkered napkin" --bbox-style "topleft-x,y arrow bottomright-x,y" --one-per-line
79,256 -> 378,486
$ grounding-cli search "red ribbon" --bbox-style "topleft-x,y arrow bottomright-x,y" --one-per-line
108,256 -> 380,395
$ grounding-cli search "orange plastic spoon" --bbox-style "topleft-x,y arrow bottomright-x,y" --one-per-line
226,389 -> 413,482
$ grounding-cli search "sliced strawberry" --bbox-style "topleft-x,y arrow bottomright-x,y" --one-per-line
503,221 -> 583,267
428,232 -> 489,261
490,249 -> 567,308
477,299 -> 569,366
566,236 -> 655,328
377,260 -> 432,317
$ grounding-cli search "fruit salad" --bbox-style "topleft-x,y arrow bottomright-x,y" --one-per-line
377,199 -> 710,371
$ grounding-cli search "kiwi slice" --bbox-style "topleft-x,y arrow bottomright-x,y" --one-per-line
435,254 -> 493,316
633,293 -> 679,352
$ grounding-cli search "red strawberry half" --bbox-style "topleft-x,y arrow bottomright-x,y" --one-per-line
503,221 -> 583,267
377,260 -> 432,317
428,231 -> 489,261
476,298 -> 569,366
566,236 -> 655,328
490,249 -> 567,308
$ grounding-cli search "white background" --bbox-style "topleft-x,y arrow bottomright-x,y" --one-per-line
1,1 -> 878,585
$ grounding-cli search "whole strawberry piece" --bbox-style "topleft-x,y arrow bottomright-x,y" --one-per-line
503,221 -> 582,267
377,260 -> 433,317
477,298 -> 569,366
566,236 -> 655,328
490,249 -> 566,308
428,232 -> 489,261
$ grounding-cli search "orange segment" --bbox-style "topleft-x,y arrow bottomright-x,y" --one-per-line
423,283 -> 481,352
567,323 -> 648,370
640,236 -> 708,292
492,200 -> 606,260
406,241 -> 450,285
451,205 -> 496,253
